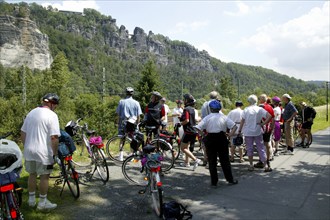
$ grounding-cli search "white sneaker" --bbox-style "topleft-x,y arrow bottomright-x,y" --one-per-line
28,198 -> 36,207
193,159 -> 201,171
118,151 -> 124,161
37,199 -> 57,211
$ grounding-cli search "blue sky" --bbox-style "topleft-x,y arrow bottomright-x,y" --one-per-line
10,1 -> 330,82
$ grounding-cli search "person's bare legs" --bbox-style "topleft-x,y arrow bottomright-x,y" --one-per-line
180,142 -> 197,164
39,174 -> 50,195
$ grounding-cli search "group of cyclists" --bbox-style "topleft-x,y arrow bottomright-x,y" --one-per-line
12,88 -> 316,213
116,88 -> 317,187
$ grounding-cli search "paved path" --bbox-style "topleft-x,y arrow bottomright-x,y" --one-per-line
64,127 -> 329,220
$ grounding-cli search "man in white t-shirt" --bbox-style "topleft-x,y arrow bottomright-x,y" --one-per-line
172,100 -> 184,138
21,93 -> 61,211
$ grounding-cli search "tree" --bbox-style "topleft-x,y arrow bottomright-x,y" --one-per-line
136,60 -> 162,110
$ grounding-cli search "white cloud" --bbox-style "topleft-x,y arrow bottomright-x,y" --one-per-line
239,2 -> 329,80
170,21 -> 209,34
41,1 -> 99,13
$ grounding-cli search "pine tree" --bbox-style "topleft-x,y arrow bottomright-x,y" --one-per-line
136,60 -> 162,110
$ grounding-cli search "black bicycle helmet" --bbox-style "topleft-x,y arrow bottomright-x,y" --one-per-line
126,87 -> 134,95
235,100 -> 243,107
183,94 -> 195,105
42,93 -> 60,104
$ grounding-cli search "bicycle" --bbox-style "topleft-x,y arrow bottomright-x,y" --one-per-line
0,132 -> 24,220
294,117 -> 313,147
107,122 -> 175,172
50,154 -> 80,199
122,144 -> 164,217
65,119 -> 109,183
105,120 -> 135,163
158,123 -> 181,160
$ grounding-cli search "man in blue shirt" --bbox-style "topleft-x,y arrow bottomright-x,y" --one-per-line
116,87 -> 142,161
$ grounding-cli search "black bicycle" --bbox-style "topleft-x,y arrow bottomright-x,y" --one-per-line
51,154 -> 80,199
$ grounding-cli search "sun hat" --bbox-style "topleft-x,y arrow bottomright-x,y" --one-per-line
282,93 -> 291,99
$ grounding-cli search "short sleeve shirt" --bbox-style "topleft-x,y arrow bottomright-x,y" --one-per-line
196,112 -> 235,133
116,97 -> 142,120
241,105 -> 268,136
21,107 -> 60,165
282,101 -> 298,121
227,108 -> 243,134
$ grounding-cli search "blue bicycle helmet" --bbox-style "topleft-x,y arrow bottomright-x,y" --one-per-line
209,100 -> 222,111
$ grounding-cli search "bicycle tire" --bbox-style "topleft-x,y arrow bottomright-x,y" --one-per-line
122,154 -> 148,186
150,139 -> 174,172
64,160 -> 80,199
106,135 -> 132,163
71,134 -> 94,168
150,172 -> 163,217
172,138 -> 181,160
93,148 -> 109,183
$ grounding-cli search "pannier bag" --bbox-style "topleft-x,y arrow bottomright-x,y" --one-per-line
58,130 -> 76,157
233,135 -> 244,146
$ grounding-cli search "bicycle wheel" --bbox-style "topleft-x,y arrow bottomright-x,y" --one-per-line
106,135 -> 132,163
8,190 -> 24,220
71,135 -> 93,167
172,138 -> 181,160
150,172 -> 163,217
64,160 -> 80,199
122,154 -> 148,186
93,148 -> 109,183
151,139 -> 174,172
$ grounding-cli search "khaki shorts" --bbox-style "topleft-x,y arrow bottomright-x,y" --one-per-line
25,160 -> 53,175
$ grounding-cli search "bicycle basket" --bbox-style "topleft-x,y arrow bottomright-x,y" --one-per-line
233,136 -> 243,146
89,136 -> 103,145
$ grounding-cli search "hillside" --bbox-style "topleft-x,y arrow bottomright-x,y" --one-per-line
0,1 -> 323,101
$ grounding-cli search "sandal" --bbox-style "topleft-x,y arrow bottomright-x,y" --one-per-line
239,158 -> 245,163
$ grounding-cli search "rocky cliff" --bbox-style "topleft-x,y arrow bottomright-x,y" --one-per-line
0,15 -> 52,70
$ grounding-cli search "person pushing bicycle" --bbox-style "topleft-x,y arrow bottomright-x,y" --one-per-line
297,101 -> 316,148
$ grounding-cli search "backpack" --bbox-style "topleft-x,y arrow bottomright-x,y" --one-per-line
58,130 -> 76,157
163,201 -> 193,220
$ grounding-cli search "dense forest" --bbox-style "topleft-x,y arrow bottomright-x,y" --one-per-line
0,1 -> 328,140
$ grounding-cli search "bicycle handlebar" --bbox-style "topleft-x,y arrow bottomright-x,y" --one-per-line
0,132 -> 13,140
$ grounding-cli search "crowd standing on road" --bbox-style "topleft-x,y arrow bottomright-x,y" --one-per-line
14,88 -> 317,216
